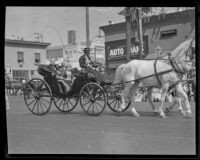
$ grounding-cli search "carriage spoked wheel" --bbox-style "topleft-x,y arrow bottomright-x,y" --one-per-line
53,96 -> 78,113
53,81 -> 78,113
106,86 -> 130,113
79,82 -> 107,116
24,78 -> 52,115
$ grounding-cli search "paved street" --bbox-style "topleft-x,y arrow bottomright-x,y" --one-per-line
6,95 -> 196,154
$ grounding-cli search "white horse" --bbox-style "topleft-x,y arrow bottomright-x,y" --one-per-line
113,39 -> 194,118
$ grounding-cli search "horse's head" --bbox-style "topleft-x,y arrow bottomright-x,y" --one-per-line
176,60 -> 193,74
171,37 -> 196,75
185,37 -> 195,66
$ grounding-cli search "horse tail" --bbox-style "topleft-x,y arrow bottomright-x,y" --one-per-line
113,64 -> 125,85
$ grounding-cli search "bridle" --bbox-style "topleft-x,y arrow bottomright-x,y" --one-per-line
171,38 -> 195,75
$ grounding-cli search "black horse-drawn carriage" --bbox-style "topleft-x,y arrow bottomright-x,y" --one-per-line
24,63 -> 128,116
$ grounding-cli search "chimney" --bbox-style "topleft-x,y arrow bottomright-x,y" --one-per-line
108,21 -> 113,25
68,30 -> 76,45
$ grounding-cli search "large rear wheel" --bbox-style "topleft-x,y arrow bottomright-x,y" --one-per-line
24,78 -> 52,115
53,96 -> 78,113
53,80 -> 78,112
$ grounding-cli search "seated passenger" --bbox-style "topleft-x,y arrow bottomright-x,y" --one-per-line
48,58 -> 70,95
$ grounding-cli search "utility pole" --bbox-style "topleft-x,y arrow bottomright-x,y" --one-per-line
136,8 -> 144,59
126,14 -> 131,61
86,7 -> 90,48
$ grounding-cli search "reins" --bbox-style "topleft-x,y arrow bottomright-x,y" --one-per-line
107,68 -> 173,87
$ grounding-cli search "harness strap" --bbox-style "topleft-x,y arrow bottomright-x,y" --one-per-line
168,74 -> 183,91
154,58 -> 162,86
169,58 -> 185,75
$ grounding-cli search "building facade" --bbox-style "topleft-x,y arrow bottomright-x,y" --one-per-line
100,9 -> 195,81
5,39 -> 51,80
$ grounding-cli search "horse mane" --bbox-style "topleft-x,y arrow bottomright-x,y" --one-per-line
171,39 -> 193,61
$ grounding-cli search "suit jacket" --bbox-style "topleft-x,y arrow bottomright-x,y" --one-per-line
79,55 -> 91,68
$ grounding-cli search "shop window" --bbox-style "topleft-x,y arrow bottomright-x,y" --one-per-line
160,29 -> 177,39
17,52 -> 24,63
35,53 -> 41,63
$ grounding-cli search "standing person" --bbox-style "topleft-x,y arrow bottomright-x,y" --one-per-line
5,89 -> 10,110
5,71 -> 10,110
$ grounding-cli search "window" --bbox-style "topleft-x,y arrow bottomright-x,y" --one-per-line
17,52 -> 24,63
35,53 -> 41,63
160,29 -> 177,39
31,70 -> 35,75
12,70 -> 28,81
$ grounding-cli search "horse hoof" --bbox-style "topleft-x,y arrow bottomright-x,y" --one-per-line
159,114 -> 166,118
118,108 -> 123,112
185,112 -> 192,118
179,110 -> 186,116
153,110 -> 159,114
165,108 -> 170,114
134,113 -> 140,117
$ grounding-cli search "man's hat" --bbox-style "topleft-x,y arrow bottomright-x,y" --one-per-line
82,47 -> 90,52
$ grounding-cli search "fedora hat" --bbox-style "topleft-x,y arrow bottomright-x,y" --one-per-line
82,47 -> 90,52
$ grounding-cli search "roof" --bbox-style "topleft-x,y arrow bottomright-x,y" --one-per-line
5,39 -> 51,47
100,9 -> 194,31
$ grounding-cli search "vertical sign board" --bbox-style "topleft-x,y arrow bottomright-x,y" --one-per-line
64,46 -> 79,62
106,36 -> 149,62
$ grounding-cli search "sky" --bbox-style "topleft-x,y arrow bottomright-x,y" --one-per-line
5,7 -> 178,46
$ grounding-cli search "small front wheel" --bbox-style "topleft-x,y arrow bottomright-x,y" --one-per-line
106,87 -> 130,113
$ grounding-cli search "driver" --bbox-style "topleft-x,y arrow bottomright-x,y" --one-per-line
79,47 -> 91,69
79,48 -> 103,82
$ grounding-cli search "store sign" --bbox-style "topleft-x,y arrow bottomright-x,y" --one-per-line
107,36 -> 148,61
66,48 -> 77,58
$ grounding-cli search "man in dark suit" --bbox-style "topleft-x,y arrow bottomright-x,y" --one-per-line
79,48 -> 91,69
79,48 -> 103,82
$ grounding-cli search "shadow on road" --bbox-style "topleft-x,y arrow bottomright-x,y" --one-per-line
22,109 -> 188,118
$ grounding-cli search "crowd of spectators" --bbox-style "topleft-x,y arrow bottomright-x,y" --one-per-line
134,85 -> 195,102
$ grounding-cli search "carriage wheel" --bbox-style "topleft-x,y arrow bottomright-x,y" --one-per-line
79,82 -> 107,116
106,87 -> 130,113
53,96 -> 78,113
53,80 -> 78,112
24,78 -> 52,115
